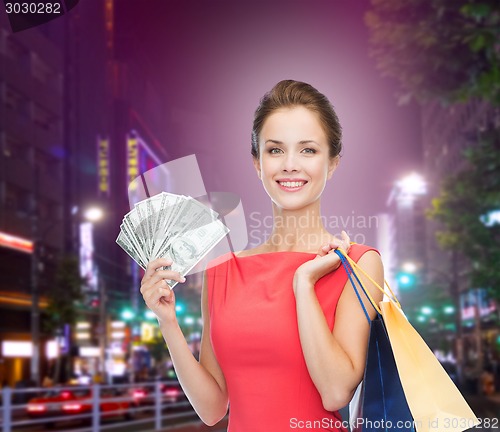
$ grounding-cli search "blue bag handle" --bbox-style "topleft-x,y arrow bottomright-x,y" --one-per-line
334,249 -> 382,325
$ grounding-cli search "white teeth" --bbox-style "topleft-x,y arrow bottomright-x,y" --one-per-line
279,181 -> 305,188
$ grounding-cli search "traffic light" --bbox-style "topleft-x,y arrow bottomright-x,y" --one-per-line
396,272 -> 416,289
144,310 -> 156,320
175,302 -> 185,314
83,292 -> 100,309
121,308 -> 135,321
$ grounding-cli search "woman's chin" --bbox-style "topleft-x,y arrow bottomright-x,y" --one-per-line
270,198 -> 320,212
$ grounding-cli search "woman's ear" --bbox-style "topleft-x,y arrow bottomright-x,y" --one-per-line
253,157 -> 262,180
327,155 -> 340,180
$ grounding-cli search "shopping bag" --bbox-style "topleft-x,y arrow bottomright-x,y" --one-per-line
335,249 -> 480,432
381,301 -> 479,432
335,251 -> 415,432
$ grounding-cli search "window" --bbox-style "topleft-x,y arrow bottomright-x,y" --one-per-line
4,136 -> 31,163
5,85 -> 30,120
33,103 -> 60,133
5,37 -> 29,68
39,199 -> 61,220
5,183 -> 31,214
31,54 -> 53,86
34,148 -> 62,181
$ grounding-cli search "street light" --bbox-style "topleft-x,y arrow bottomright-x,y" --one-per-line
121,308 -> 135,321
119,307 -> 137,383
396,173 -> 427,199
175,302 -> 185,314
396,271 -> 417,289
443,305 -> 455,315
83,207 -> 104,222
144,310 -> 156,320
402,261 -> 418,273
421,306 -> 434,316
184,316 -> 195,325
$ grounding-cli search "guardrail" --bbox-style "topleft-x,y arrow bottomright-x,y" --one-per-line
0,380 -> 197,432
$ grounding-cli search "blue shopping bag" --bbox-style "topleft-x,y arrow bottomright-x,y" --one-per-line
335,250 -> 415,432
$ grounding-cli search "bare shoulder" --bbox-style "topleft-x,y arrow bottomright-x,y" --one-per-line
347,248 -> 385,306
233,245 -> 270,258
356,248 -> 383,266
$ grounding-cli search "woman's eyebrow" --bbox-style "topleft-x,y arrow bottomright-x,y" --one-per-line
264,139 -> 319,145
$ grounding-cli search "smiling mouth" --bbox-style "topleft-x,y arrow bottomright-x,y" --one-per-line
276,180 -> 308,190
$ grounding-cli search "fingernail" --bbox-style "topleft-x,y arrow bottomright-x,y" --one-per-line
181,276 -> 186,282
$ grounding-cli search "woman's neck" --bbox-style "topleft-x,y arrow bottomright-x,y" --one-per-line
262,203 -> 333,253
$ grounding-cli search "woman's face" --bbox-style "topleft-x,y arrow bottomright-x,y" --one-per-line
254,106 -> 339,212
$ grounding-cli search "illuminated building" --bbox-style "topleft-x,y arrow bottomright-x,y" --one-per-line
0,13 -> 64,386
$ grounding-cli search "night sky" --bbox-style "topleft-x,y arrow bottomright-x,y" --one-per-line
116,0 -> 422,246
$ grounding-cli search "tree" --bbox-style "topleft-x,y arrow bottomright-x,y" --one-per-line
409,283 -> 456,352
42,255 -> 84,382
366,0 -> 500,383
365,0 -> 500,105
426,126 -> 500,300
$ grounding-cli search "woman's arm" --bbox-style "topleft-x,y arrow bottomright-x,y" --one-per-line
141,259 -> 228,425
294,250 -> 384,411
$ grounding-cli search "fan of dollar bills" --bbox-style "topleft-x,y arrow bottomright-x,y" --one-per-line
116,192 -> 230,289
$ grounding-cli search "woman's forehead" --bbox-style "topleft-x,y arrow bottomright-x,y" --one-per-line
261,107 -> 326,143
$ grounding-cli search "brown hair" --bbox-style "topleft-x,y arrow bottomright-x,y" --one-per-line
251,80 -> 342,159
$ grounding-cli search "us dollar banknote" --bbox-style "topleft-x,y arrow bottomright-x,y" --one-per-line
116,192 -> 229,288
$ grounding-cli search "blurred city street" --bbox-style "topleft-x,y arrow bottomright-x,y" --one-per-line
467,395 -> 500,429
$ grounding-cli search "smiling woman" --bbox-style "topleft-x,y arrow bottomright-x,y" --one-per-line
255,105 -> 339,214
140,80 -> 384,432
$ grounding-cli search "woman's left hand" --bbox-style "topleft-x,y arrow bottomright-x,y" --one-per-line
293,231 -> 351,295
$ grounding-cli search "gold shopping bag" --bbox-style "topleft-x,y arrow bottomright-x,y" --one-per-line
380,301 -> 479,432
336,249 -> 480,432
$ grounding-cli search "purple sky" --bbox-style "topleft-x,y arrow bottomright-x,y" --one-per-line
117,0 -> 422,247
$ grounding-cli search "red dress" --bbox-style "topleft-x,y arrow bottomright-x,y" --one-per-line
206,243 -> 380,431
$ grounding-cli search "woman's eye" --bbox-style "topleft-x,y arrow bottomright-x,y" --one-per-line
269,148 -> 283,154
302,148 -> 316,154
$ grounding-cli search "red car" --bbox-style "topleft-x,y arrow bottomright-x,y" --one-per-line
131,382 -> 185,406
27,388 -> 90,419
161,383 -> 184,403
62,387 -> 134,419
27,387 -> 136,426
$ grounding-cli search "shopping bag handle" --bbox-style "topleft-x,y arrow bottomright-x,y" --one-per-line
335,251 -> 378,324
334,247 -> 402,317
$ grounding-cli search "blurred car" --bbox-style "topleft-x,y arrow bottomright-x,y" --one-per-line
61,387 -> 136,420
161,382 -> 184,403
131,381 -> 185,406
27,387 -> 136,426
26,388 -> 90,419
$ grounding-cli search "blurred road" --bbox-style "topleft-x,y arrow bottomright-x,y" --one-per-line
168,395 -> 499,432
6,395 -> 497,432
466,394 -> 500,431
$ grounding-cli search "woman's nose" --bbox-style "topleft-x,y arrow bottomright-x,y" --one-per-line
282,152 -> 299,172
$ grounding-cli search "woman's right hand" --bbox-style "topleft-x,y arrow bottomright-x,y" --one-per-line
140,258 -> 186,325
